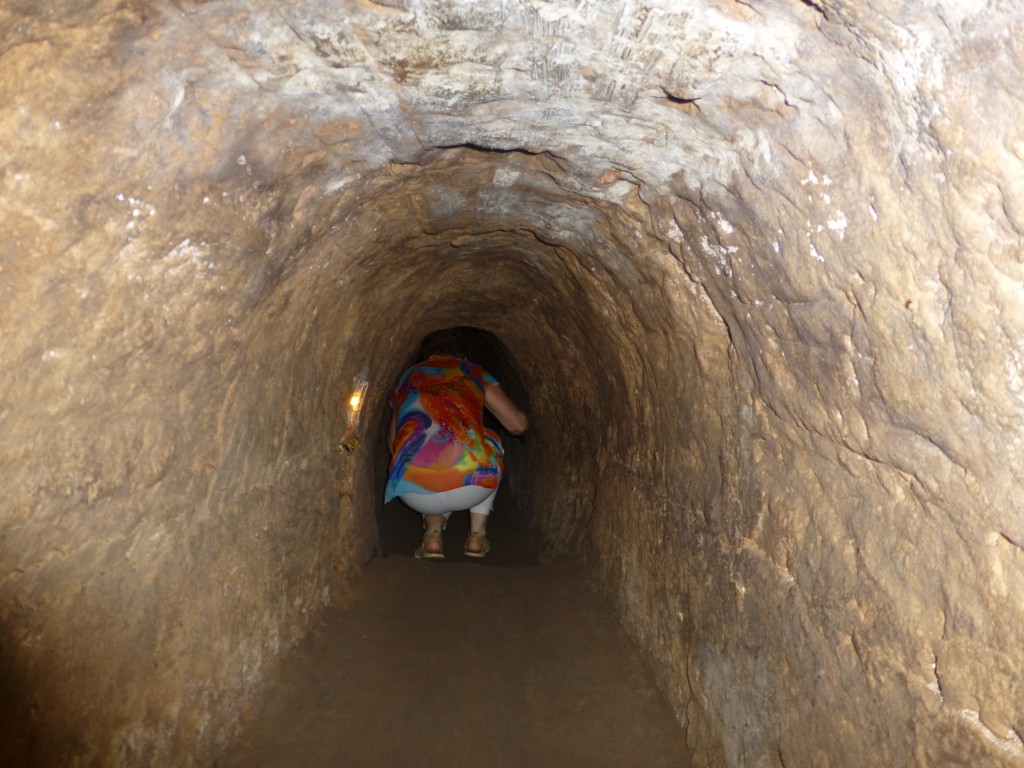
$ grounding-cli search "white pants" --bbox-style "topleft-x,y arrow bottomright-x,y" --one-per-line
398,485 -> 497,518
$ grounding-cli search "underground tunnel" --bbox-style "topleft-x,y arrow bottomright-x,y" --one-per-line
3,0 -> 1024,766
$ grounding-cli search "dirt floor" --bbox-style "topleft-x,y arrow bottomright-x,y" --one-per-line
220,501 -> 694,767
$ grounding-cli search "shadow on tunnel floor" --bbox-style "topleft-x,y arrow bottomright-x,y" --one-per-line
376,497 -> 543,568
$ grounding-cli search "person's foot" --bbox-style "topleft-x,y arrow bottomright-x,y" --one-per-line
415,529 -> 444,560
464,531 -> 490,558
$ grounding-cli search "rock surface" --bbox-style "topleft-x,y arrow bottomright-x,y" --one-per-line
2,0 -> 1023,766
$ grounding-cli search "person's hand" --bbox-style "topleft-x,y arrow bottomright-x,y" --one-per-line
484,385 -> 528,435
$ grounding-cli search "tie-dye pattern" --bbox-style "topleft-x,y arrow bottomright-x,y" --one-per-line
385,355 -> 504,502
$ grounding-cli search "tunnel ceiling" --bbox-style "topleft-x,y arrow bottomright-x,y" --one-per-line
4,1 -> 1024,767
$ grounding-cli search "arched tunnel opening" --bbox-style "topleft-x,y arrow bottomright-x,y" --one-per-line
3,2 -> 1024,767
342,149 -> 716,567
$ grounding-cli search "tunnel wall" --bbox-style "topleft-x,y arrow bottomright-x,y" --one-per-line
0,9 -> 381,764
3,2 -> 1024,767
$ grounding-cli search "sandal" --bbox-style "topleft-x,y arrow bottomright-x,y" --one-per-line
414,529 -> 445,560
464,532 -> 490,559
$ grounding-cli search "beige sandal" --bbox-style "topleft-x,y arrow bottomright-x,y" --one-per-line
414,529 -> 445,560
464,532 -> 490,559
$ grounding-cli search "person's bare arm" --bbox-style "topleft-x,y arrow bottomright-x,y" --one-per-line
484,385 -> 528,435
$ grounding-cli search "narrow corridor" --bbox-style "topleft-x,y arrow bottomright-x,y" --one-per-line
7,3 -> 1023,765
221,505 -> 692,767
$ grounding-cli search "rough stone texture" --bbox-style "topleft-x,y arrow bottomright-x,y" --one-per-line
2,1 -> 1024,766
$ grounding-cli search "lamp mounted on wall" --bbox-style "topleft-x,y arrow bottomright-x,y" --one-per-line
334,375 -> 369,453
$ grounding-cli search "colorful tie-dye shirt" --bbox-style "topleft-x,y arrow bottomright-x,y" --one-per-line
385,355 -> 505,502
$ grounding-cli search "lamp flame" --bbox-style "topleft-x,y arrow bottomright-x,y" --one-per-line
346,379 -> 369,426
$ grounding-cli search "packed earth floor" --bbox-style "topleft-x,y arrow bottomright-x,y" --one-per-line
220,501 -> 693,768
